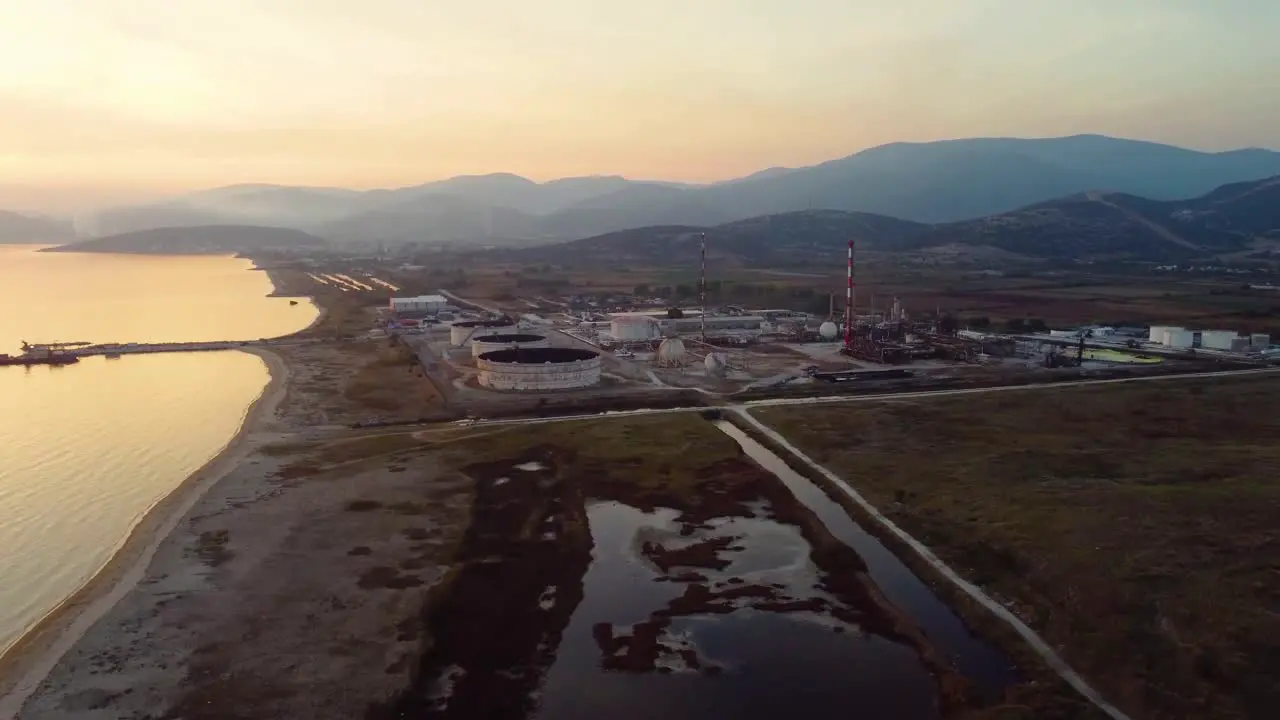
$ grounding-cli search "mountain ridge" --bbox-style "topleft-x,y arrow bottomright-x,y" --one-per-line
493,175 -> 1280,266
71,134 -> 1280,245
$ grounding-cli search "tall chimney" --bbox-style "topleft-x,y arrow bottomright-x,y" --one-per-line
699,233 -> 707,342
845,238 -> 855,343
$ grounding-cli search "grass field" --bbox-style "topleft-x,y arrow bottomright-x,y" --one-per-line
753,375 -> 1280,720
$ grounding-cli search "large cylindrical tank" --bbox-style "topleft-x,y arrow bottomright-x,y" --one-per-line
818,321 -> 839,340
1149,325 -> 1178,343
470,333 -> 550,358
475,348 -> 601,391
1200,330 -> 1238,350
610,314 -> 658,342
656,337 -> 687,367
450,318 -> 517,346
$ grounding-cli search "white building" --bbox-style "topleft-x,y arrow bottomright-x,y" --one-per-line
1162,329 -> 1195,348
390,295 -> 447,314
1200,330 -> 1239,351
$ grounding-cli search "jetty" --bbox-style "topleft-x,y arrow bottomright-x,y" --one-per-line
2,338 -> 313,363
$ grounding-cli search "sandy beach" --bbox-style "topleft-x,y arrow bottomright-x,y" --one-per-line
0,312 -> 473,718
0,348 -> 289,717
0,271 -> 340,719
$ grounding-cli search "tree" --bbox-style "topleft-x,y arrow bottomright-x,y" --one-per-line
667,307 -> 684,319
1026,318 -> 1048,332
1005,318 -> 1028,333
634,284 -> 651,296
967,316 -> 991,330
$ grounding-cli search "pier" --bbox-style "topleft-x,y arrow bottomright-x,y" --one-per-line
13,338 -> 313,360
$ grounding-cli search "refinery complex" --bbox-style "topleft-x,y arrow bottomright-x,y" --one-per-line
368,235 -> 1275,405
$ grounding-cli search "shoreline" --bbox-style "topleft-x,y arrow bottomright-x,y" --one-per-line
0,347 -> 290,717
0,259 -> 319,717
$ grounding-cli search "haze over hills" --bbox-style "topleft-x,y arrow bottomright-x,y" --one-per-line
72,135 -> 1280,246
46,225 -> 326,255
0,211 -> 76,244
498,175 -> 1280,267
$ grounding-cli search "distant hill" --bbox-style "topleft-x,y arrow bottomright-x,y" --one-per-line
498,176 -> 1280,266
47,225 -> 327,255
75,135 -> 1280,245
501,211 -> 930,268
927,176 -> 1280,258
0,210 -> 76,243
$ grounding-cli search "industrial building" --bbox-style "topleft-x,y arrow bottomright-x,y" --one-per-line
450,318 -> 518,346
390,295 -> 447,314
606,312 -> 765,342
1200,330 -> 1239,351
475,347 -> 602,391
470,333 -> 550,359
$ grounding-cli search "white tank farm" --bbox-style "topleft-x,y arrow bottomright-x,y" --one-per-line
1199,330 -> 1239,351
475,347 -> 601,391
450,318 -> 517,346
610,314 -> 659,342
818,321 -> 839,340
470,333 -> 550,358
656,337 -> 688,367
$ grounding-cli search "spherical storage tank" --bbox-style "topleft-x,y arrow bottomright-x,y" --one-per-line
610,314 -> 659,342
656,337 -> 688,367
818,321 -> 839,340
470,333 -> 550,358
704,352 -> 728,375
450,318 -> 516,346
475,347 -> 601,391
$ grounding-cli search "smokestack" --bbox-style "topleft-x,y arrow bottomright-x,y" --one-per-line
845,238 -> 855,343
699,233 -> 707,342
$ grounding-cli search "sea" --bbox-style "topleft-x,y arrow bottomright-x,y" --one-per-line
0,245 -> 318,658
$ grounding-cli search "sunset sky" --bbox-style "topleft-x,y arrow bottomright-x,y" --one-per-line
1,0 -> 1277,210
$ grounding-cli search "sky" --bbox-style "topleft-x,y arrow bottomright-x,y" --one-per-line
1,0 -> 1278,211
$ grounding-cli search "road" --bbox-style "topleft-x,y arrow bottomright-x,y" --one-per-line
436,366 -> 1279,430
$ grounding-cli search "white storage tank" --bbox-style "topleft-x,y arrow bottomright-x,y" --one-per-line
1149,325 -> 1179,343
450,318 -> 517,346
475,348 -> 601,391
1251,333 -> 1271,350
704,352 -> 728,375
656,337 -> 688,367
610,314 -> 659,342
1200,330 -> 1239,351
818,321 -> 839,340
470,333 -> 550,359
1162,329 -> 1194,348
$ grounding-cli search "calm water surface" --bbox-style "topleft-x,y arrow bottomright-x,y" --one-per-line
0,246 -> 317,656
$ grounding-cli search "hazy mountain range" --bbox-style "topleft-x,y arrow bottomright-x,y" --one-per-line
498,175 -> 1280,266
43,226 -> 326,255
60,134 -> 1280,246
0,210 -> 75,244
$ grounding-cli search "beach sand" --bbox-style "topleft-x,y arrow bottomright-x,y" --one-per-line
0,272 -> 472,719
0,349 -> 288,716
1,338 -> 474,719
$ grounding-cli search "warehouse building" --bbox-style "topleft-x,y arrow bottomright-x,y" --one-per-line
390,295 -> 448,314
